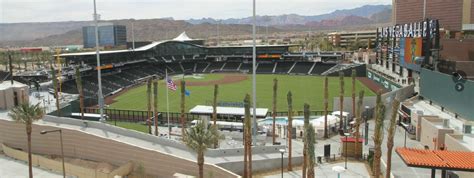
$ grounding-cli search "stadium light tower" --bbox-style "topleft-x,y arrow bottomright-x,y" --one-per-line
251,0 -> 257,144
93,0 -> 105,122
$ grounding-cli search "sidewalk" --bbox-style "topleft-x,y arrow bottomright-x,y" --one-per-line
261,162 -> 370,178
0,154 -> 62,178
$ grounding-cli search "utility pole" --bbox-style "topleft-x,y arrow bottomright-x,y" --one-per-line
252,0 -> 257,145
93,0 -> 105,122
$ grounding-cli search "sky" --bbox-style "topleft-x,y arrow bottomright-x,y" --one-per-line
0,0 -> 391,23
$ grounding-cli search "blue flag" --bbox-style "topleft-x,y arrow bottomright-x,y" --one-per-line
185,89 -> 191,96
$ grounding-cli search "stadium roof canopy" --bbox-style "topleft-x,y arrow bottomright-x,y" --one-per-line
189,105 -> 268,118
173,32 -> 194,41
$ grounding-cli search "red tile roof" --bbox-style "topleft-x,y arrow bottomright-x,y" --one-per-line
396,147 -> 474,172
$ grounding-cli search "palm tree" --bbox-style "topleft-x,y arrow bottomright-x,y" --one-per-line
180,80 -> 186,137
184,121 -> 221,178
243,94 -> 252,178
386,99 -> 400,178
323,76 -> 329,138
339,71 -> 344,130
372,90 -> 385,177
9,103 -> 45,178
306,125 -> 316,178
146,79 -> 152,134
212,84 -> 218,148
272,78 -> 278,144
287,91 -> 293,171
74,67 -> 85,120
354,90 -> 365,159
351,69 -> 356,123
153,78 -> 158,136
50,62 -> 60,117
302,103 -> 310,178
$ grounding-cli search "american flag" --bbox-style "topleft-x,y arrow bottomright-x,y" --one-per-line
167,78 -> 177,91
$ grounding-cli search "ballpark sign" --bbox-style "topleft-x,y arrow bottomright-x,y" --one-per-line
378,19 -> 439,39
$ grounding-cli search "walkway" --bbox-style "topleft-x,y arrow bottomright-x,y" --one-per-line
0,154 -> 62,178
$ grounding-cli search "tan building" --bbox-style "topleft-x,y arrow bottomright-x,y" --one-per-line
327,30 -> 376,49
0,81 -> 29,110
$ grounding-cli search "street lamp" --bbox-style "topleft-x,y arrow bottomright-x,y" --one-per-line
343,132 -> 350,169
364,106 -> 370,145
40,129 -> 65,178
279,148 -> 285,178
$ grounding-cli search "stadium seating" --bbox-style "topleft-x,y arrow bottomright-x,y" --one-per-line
289,62 -> 314,74
256,63 -> 275,74
204,62 -> 225,72
195,62 -> 209,73
222,62 -> 241,70
239,63 -> 253,72
181,62 -> 195,72
310,63 -> 336,75
274,61 -> 295,74
166,63 -> 183,74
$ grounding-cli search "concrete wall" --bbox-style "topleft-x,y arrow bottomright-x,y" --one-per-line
420,116 -> 454,150
217,156 -> 303,175
0,85 -> 29,110
0,118 -> 238,177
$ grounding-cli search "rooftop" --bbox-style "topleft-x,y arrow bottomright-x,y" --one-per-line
0,81 -> 27,90
396,147 -> 474,172
189,105 -> 268,117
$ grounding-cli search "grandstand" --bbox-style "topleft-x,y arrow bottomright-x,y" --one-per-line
55,34 -> 348,107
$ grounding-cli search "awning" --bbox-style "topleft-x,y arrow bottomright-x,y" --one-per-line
189,105 -> 268,118
396,147 -> 474,172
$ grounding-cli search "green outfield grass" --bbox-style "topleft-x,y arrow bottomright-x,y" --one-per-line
109,74 -> 375,112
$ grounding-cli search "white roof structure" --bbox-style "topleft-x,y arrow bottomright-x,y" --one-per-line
189,105 -> 268,117
173,32 -> 194,41
0,80 -> 27,90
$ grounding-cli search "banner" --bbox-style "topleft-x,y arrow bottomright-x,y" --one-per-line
399,38 -> 423,71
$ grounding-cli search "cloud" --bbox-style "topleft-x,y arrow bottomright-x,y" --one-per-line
0,0 -> 391,23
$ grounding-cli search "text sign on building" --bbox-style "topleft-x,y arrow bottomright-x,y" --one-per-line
378,19 -> 439,39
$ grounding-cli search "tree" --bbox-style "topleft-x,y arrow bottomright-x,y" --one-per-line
306,125 -> 316,178
323,76 -> 329,138
184,122 -> 221,178
386,99 -> 400,178
354,90 -> 365,159
372,90 -> 385,177
272,78 -> 278,144
212,84 -> 218,148
243,94 -> 252,178
153,78 -> 158,136
287,91 -> 293,171
146,79 -> 152,134
50,62 -> 60,117
9,103 -> 45,178
74,67 -> 85,120
302,103 -> 310,178
180,80 -> 186,137
339,71 -> 344,130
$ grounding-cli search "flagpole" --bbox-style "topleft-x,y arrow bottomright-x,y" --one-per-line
166,68 -> 171,139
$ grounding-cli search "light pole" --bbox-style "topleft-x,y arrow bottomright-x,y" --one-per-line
279,148 -> 285,178
40,129 -> 65,178
364,106 -> 369,145
251,0 -> 257,145
93,0 -> 105,122
344,132 -> 350,169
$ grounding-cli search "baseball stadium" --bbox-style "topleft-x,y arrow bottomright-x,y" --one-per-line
55,32 -> 376,125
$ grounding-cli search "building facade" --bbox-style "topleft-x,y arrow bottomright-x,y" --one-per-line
327,30 -> 376,49
82,24 -> 127,48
